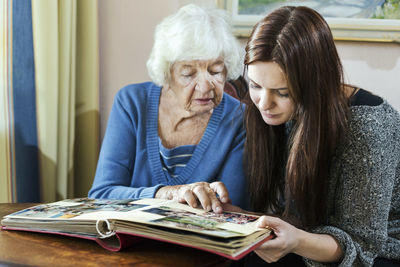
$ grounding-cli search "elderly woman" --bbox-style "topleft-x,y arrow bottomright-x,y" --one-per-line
89,4 -> 247,212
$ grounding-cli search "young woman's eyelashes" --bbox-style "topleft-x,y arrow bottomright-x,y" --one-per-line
276,90 -> 289,98
249,81 -> 262,89
249,82 -> 289,98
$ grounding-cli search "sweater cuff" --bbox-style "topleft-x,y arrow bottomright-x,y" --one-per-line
137,184 -> 165,198
304,226 -> 357,267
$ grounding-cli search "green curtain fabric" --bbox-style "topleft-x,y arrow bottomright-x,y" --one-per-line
0,0 -> 99,203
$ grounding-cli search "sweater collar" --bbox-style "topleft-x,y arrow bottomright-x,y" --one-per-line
146,83 -> 225,185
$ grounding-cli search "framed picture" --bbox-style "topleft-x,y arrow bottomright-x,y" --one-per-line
217,0 -> 400,42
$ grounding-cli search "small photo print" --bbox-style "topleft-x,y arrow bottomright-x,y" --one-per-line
204,212 -> 259,225
10,198 -> 147,219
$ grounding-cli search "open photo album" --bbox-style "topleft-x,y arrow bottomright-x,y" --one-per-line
1,198 -> 273,260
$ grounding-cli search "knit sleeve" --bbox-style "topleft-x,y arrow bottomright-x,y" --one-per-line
217,119 -> 248,209
88,86 -> 163,199
305,104 -> 400,267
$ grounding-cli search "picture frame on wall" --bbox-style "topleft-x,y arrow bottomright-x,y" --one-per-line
217,0 -> 400,43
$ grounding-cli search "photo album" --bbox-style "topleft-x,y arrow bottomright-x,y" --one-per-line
1,198 -> 273,260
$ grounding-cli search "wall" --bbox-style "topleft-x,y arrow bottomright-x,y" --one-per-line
98,1 -> 400,140
336,41 -> 400,111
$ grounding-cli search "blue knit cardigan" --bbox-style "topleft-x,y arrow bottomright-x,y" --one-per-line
89,82 -> 248,208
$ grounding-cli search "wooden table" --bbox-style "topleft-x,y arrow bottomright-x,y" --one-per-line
0,203 -> 230,267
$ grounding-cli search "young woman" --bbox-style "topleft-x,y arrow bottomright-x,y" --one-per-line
241,5 -> 400,267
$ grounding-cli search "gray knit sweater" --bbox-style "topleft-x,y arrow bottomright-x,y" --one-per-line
305,100 -> 400,266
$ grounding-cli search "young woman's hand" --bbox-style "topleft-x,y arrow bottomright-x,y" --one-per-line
255,215 -> 344,263
254,215 -> 302,263
155,181 -> 230,213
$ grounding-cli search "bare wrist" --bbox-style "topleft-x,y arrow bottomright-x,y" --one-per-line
292,228 -> 306,255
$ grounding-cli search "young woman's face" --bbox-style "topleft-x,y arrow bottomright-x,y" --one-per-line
247,61 -> 295,126
168,58 -> 226,115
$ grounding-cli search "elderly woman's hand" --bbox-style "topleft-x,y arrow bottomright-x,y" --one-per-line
155,181 -> 230,213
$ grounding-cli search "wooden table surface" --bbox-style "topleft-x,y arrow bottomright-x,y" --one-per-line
0,203 -> 230,267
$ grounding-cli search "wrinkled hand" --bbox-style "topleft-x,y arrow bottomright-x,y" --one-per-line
155,181 -> 230,213
254,216 -> 301,263
221,202 -> 246,213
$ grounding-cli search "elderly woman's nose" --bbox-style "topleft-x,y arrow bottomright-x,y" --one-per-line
195,75 -> 213,92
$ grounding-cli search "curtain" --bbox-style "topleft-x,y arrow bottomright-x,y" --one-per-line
0,0 -> 99,203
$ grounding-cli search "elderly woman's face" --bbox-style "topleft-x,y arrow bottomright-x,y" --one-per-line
168,58 -> 226,115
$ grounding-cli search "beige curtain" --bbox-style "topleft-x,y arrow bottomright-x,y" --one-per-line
0,0 -> 13,202
32,0 -> 99,202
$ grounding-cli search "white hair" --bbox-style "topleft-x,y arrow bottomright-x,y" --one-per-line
146,4 -> 242,86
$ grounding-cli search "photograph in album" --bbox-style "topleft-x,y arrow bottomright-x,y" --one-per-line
1,198 -> 273,260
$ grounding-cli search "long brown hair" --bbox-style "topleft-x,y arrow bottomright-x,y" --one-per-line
244,6 -> 349,228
